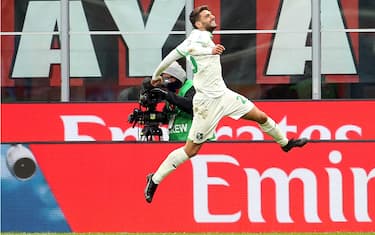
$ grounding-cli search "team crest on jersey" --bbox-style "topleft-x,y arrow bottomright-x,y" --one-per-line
196,132 -> 204,141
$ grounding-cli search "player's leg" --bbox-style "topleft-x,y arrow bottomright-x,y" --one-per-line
241,106 -> 288,146
222,89 -> 307,152
145,96 -> 222,203
145,140 -> 202,203
241,106 -> 307,152
152,140 -> 202,184
144,143 -> 191,203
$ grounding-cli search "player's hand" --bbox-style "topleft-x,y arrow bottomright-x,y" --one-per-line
212,44 -> 225,55
151,75 -> 163,87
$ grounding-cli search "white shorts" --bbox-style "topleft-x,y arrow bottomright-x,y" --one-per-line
188,88 -> 254,144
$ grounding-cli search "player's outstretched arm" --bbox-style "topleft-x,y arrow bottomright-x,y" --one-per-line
152,50 -> 182,82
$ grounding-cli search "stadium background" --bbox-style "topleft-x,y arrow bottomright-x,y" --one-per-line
1,0 -> 375,233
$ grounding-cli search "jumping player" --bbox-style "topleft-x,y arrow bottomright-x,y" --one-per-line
145,5 -> 308,203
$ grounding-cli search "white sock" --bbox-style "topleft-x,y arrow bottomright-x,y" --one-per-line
152,147 -> 189,184
259,117 -> 288,146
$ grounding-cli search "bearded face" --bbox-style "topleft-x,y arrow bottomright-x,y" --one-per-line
197,10 -> 217,32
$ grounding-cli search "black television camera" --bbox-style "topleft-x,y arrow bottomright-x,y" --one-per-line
128,77 -> 168,141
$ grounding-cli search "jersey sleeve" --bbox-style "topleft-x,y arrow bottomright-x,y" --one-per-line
152,31 -> 213,80
176,31 -> 213,57
151,50 -> 182,81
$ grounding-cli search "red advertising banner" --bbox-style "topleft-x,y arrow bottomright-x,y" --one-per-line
31,141 -> 375,232
2,101 -> 375,142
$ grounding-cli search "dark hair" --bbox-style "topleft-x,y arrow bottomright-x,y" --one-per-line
189,5 -> 209,29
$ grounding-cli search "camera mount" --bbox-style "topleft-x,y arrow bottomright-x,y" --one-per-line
140,122 -> 163,141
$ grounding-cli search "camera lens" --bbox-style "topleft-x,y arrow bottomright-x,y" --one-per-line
13,157 -> 37,180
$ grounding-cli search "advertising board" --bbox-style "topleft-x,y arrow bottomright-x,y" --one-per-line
2,142 -> 374,232
1,101 -> 374,232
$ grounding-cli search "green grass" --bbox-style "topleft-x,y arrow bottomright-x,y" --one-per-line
1,233 -> 375,235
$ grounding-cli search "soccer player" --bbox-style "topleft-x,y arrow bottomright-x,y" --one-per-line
145,5 -> 308,203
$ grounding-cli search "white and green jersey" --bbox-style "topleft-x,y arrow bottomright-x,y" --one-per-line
176,29 -> 227,98
152,29 -> 227,98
